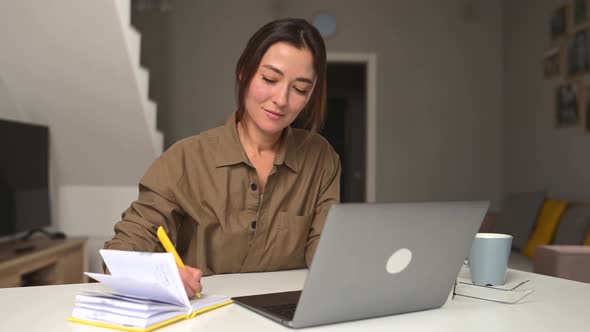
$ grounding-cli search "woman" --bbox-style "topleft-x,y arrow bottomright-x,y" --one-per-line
105,18 -> 341,298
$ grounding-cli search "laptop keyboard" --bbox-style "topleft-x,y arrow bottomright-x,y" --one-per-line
262,303 -> 297,321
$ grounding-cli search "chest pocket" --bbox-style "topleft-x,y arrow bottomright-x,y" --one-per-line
273,211 -> 313,269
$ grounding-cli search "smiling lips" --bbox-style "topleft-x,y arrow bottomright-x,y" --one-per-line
264,108 -> 285,120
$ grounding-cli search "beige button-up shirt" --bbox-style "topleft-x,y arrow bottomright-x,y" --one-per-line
104,113 -> 340,276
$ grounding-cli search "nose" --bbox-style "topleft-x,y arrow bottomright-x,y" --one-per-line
272,83 -> 288,108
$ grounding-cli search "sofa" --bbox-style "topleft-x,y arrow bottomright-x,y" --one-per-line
533,245 -> 590,283
480,192 -> 590,283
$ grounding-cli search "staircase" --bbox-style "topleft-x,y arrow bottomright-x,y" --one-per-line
0,0 -> 163,186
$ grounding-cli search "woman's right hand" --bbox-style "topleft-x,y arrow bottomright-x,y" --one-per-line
178,265 -> 203,298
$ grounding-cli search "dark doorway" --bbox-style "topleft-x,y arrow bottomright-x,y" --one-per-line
321,63 -> 367,202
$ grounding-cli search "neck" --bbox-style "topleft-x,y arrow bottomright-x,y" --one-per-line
237,117 -> 281,155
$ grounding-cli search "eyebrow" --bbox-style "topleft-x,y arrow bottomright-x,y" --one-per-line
262,64 -> 314,84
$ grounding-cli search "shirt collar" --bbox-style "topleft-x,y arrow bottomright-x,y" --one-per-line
215,112 -> 250,167
274,125 -> 299,173
215,112 -> 300,173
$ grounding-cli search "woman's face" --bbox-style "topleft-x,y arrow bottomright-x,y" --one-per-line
244,42 -> 315,136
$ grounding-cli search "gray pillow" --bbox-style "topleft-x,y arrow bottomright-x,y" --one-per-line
495,191 -> 546,250
553,206 -> 590,245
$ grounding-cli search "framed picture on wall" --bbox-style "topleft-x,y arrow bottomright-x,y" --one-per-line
572,0 -> 590,29
544,46 -> 563,78
555,82 -> 581,127
567,29 -> 590,77
551,5 -> 569,40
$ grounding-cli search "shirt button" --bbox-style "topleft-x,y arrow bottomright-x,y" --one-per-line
251,221 -> 257,229
250,183 -> 258,191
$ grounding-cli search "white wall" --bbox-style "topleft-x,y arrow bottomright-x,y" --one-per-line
140,0 -> 503,209
57,185 -> 138,272
1,74 -> 50,125
0,76 -> 24,122
503,0 -> 590,201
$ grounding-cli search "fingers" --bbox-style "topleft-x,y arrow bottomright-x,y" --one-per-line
179,267 -> 200,297
178,265 -> 202,298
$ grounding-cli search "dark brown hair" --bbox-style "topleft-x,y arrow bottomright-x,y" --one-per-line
235,18 -> 327,133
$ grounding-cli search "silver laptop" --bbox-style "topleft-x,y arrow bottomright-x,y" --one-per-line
233,201 -> 489,328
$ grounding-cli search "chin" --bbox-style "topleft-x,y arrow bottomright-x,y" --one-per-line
258,120 -> 287,135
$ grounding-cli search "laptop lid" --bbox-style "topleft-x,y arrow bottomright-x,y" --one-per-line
290,201 -> 488,328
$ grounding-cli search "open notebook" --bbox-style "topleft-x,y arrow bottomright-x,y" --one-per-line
68,249 -> 232,332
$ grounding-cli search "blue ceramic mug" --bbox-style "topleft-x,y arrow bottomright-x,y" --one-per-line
468,233 -> 513,286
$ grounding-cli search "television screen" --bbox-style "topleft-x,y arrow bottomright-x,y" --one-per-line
0,119 -> 50,237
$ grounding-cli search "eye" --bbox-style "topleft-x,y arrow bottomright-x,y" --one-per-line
293,86 -> 309,95
261,75 -> 277,84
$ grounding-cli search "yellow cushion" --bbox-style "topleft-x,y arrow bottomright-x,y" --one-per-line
523,200 -> 568,257
584,230 -> 590,246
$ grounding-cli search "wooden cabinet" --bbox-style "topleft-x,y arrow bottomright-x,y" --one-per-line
0,237 -> 88,288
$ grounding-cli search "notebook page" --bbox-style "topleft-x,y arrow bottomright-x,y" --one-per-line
76,302 -> 182,319
98,249 -> 189,307
85,273 -> 181,305
72,307 -> 183,329
76,293 -> 174,311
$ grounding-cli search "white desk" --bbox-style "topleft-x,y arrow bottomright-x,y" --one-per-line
0,269 -> 589,331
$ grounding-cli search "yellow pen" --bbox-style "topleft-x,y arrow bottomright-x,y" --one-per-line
157,226 -> 202,298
